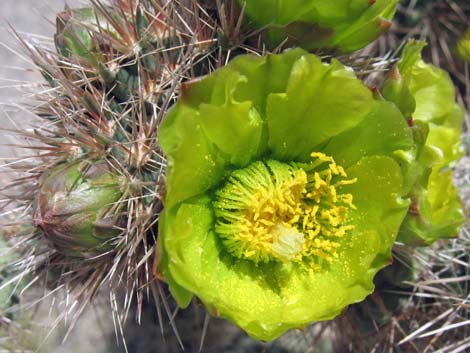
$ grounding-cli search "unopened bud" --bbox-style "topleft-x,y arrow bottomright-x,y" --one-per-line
34,161 -> 124,257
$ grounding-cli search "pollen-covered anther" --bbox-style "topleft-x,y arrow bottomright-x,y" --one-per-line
213,153 -> 357,269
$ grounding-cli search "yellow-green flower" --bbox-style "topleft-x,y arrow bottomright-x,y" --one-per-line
382,40 -> 465,245
158,49 -> 414,340
239,0 -> 398,52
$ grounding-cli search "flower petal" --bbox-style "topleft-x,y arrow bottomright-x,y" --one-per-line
341,156 -> 410,258
158,104 -> 228,209
385,40 -> 465,245
198,86 -> 264,166
266,55 -> 373,161
323,100 -> 414,168
159,50 -> 374,207
241,0 -> 397,52
163,156 -> 408,340
398,167 -> 465,245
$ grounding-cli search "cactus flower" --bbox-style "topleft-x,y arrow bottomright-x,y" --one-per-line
382,41 -> 465,245
33,161 -> 123,258
239,0 -> 398,52
158,49 -> 415,340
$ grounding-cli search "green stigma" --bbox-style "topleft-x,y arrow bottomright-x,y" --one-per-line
213,152 -> 357,270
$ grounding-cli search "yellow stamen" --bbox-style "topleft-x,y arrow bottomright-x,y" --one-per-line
213,153 -> 357,270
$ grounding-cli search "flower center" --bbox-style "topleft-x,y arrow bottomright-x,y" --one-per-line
213,153 -> 357,270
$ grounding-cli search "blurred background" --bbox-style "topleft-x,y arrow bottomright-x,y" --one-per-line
0,0 -> 79,102
0,0 -> 79,170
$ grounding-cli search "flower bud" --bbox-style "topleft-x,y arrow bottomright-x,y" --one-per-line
382,65 -> 416,119
55,8 -> 105,62
33,161 -> 123,257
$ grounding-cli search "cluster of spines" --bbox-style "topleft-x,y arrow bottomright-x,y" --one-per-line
1,0 -> 224,342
